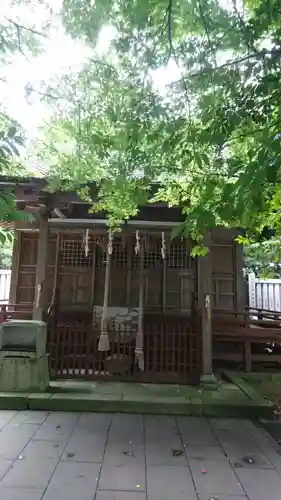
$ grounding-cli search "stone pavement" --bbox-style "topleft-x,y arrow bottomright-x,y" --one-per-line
0,412 -> 281,499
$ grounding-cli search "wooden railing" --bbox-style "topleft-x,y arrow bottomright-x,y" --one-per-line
47,313 -> 200,383
0,304 -> 33,322
3,301 -> 281,375
212,309 -> 281,372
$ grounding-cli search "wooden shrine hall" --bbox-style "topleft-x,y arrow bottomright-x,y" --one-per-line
0,177 -> 252,383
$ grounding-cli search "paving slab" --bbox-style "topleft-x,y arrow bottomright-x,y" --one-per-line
144,415 -> 178,439
211,418 -> 273,468
18,439 -> 65,461
32,412 -> 79,442
189,458 -> 245,497
102,446 -> 145,468
0,461 -> 14,482
98,462 -> 146,492
0,487 -> 44,500
0,423 -> 39,460
77,412 -> 111,429
62,431 -> 108,463
9,411 -> 48,425
185,444 -> 227,461
109,414 -> 144,446
198,496 -> 247,500
246,422 -> 281,473
145,415 -> 186,465
96,492 -> 146,500
0,411 -> 16,430
43,461 -> 101,500
62,412 -> 110,463
146,465 -> 197,500
177,416 -> 218,446
2,460 -> 58,489
146,442 -> 187,466
2,439 -> 63,489
235,467 -> 281,500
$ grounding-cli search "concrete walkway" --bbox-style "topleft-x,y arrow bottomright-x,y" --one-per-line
0,412 -> 281,499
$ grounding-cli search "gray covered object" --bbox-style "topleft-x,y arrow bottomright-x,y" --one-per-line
0,320 -> 47,358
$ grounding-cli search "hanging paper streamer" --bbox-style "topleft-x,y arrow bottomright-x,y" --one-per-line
161,231 -> 166,259
135,230 -> 140,255
205,293 -> 211,322
98,232 -> 112,352
35,284 -> 41,308
84,229 -> 89,257
108,231 -> 113,255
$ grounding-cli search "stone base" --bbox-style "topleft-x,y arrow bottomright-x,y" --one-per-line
200,373 -> 219,389
0,355 -> 49,392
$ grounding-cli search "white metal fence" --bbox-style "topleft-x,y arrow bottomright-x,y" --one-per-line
248,272 -> 281,312
0,270 -> 11,304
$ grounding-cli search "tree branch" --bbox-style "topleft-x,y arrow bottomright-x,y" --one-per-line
166,0 -> 173,65
24,83 -> 60,101
198,0 -> 216,63
231,0 -> 257,54
223,118 -> 281,146
169,48 -> 281,85
5,18 -> 49,39
0,111 -> 20,128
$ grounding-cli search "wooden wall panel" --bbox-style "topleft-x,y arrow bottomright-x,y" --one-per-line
15,229 -> 245,314
17,232 -> 59,309
46,236 -> 57,304
109,240 -> 128,306
58,235 -> 94,308
166,271 -> 181,309
17,233 -> 38,306
165,239 -> 196,312
211,228 -> 239,311
9,231 -> 22,304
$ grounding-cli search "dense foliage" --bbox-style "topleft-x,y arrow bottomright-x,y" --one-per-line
0,2 -> 51,234
31,0 -> 281,246
244,239 -> 281,278
2,1 -> 281,251
0,237 -> 13,269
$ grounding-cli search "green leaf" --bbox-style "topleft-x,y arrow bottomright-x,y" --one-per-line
191,245 -> 209,257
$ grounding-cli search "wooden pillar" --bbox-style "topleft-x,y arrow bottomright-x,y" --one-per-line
197,231 -> 217,385
135,239 -> 145,371
9,231 -> 22,304
235,237 -> 246,312
33,216 -> 49,321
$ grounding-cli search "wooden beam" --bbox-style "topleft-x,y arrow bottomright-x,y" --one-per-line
9,231 -> 22,304
198,231 -> 215,382
14,219 -> 39,231
33,215 -> 49,321
53,208 -> 66,218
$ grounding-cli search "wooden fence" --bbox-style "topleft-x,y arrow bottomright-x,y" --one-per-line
0,270 -> 11,304
248,272 -> 281,312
